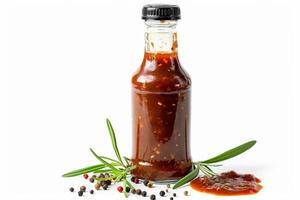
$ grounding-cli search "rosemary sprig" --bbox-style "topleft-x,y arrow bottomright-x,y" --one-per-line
63,119 -> 257,196
63,119 -> 134,197
173,140 -> 257,189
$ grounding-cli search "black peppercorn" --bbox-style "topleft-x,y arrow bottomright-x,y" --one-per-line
184,191 -> 188,196
150,194 -> 156,200
159,190 -> 165,196
131,176 -> 136,182
143,180 -> 149,186
99,174 -> 105,178
170,197 -> 174,200
89,178 -> 94,183
78,191 -> 83,196
136,189 -> 142,195
102,184 -> 108,190
125,187 -> 130,193
141,191 -> 147,197
90,190 -> 94,194
104,180 -> 112,185
173,193 -> 177,197
69,187 -> 74,192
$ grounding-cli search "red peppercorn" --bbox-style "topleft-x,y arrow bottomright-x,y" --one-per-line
83,173 -> 89,179
134,178 -> 139,184
117,186 -> 123,193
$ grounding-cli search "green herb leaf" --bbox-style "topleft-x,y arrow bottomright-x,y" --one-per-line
90,148 -> 120,173
198,165 -> 216,176
173,165 -> 199,189
106,118 -> 125,166
62,164 -> 105,177
93,169 -> 113,173
99,156 -> 122,165
201,140 -> 256,164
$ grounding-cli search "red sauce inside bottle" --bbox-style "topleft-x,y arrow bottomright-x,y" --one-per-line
131,52 -> 192,181
190,171 -> 263,196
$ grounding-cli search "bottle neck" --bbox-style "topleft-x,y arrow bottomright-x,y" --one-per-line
144,20 -> 178,55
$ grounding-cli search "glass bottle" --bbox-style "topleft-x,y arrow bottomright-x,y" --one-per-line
131,4 -> 192,181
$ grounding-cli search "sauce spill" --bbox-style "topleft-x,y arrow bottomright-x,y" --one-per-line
190,171 -> 263,196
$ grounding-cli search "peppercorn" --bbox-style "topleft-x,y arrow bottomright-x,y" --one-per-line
69,187 -> 74,192
94,183 -> 101,190
184,191 -> 188,196
90,190 -> 94,194
173,193 -> 177,197
134,178 -> 140,184
166,189 -> 169,193
143,180 -> 149,186
136,189 -> 142,195
141,191 -> 147,197
92,175 -> 96,178
98,174 -> 105,178
125,187 -> 130,193
159,190 -> 165,197
103,184 -> 108,190
78,191 -> 83,196
117,186 -> 123,193
170,197 -> 174,200
89,177 -> 94,183
131,188 -> 136,194
100,181 -> 105,186
83,173 -> 89,179
167,184 -> 171,188
150,194 -> 156,200
147,182 -> 153,188
80,186 -> 86,192
131,176 -> 136,182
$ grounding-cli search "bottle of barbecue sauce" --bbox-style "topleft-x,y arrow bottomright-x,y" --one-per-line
131,4 -> 192,181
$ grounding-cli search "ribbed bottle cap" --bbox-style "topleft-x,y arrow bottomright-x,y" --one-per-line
142,4 -> 181,20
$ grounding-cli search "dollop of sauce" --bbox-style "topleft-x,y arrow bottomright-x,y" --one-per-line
190,171 -> 263,196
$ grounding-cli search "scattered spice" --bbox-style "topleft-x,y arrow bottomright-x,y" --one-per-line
142,191 -> 147,197
147,182 -> 153,188
125,187 -> 130,193
69,187 -> 74,192
184,191 -> 188,196
102,184 -> 108,190
144,180 -> 149,186
78,190 -> 83,196
173,193 -> 177,197
131,188 -> 136,194
150,194 -> 156,200
170,197 -> 174,200
83,174 -> 89,179
159,190 -> 166,197
131,176 -> 136,182
94,183 -> 101,190
167,184 -> 171,188
80,186 -> 86,192
117,186 -> 123,193
89,190 -> 94,194
105,180 -> 112,185
89,177 -> 94,183
136,189 -> 142,195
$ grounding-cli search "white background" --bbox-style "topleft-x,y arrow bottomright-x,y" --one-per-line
1,0 -> 300,199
